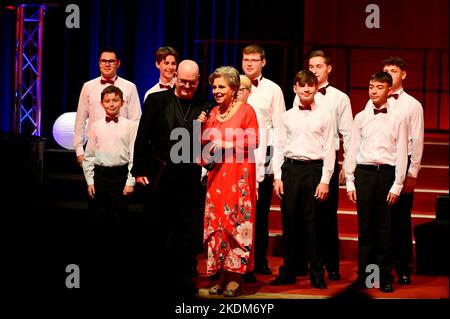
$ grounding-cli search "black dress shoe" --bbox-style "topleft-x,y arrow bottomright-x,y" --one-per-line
255,266 -> 272,275
347,278 -> 366,290
328,271 -> 341,281
380,282 -> 394,293
397,274 -> 411,285
269,274 -> 296,286
310,277 -> 327,289
243,272 -> 257,283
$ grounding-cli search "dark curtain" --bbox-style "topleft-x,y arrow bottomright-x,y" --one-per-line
0,0 -> 304,145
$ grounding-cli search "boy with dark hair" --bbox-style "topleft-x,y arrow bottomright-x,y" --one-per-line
270,70 -> 335,289
143,46 -> 179,101
82,85 -> 138,224
379,56 -> 424,285
346,72 -> 408,293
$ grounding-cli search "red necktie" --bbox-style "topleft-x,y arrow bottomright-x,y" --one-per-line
389,93 -> 399,99
105,116 -> 118,123
299,104 -> 311,111
318,84 -> 329,95
251,79 -> 259,87
101,78 -> 115,85
374,108 -> 387,115
159,83 -> 171,89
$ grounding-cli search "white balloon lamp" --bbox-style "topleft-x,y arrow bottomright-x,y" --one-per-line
52,112 -> 83,150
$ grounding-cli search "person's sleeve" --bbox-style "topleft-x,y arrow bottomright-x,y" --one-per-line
390,117 -> 408,195
273,114 -> 287,180
320,113 -> 336,184
127,83 -> 142,121
338,94 -> 353,166
126,121 -> 138,186
131,96 -> 155,177
407,101 -> 424,178
345,116 -> 360,192
81,124 -> 96,185
74,84 -> 89,156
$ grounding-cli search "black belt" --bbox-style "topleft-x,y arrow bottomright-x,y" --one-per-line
284,157 -> 323,165
356,164 -> 394,171
94,164 -> 128,173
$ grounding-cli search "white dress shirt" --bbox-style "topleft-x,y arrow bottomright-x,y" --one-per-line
293,83 -> 353,159
345,101 -> 409,195
273,102 -> 336,184
143,77 -> 177,102
364,88 -> 424,178
82,116 -> 138,186
247,76 -> 286,175
74,76 -> 141,157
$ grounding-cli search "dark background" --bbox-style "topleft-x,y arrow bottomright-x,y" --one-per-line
1,0 -> 448,147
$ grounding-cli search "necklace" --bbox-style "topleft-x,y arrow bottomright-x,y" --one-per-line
175,96 -> 192,122
218,102 -> 234,120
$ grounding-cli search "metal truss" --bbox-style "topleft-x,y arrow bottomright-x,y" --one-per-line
14,4 -> 46,135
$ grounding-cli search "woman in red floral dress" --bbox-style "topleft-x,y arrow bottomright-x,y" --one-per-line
197,66 -> 259,297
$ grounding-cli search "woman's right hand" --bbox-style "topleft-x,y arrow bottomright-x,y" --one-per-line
197,111 -> 207,123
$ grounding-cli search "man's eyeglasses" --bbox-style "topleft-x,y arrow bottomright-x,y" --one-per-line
99,59 -> 118,65
177,78 -> 198,87
242,58 -> 261,64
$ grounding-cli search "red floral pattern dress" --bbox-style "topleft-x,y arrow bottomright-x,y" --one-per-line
202,103 -> 259,275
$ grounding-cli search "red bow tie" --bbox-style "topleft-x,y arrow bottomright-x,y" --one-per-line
101,78 -> 115,85
318,84 -> 329,95
251,79 -> 259,87
374,108 -> 387,115
389,93 -> 399,99
105,116 -> 118,123
299,104 -> 311,111
159,83 -> 172,89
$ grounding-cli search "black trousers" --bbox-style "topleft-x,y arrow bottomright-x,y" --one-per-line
323,156 -> 340,273
90,164 -> 129,225
280,160 -> 326,280
391,157 -> 414,276
355,164 -> 396,284
254,146 -> 274,270
143,163 -> 202,296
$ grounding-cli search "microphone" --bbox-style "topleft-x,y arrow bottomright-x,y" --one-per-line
202,99 -> 216,117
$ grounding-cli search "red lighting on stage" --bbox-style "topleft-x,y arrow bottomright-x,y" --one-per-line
5,6 -> 16,10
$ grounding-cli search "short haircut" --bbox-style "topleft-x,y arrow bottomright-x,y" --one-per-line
308,49 -> 332,65
208,66 -> 240,94
382,56 -> 407,71
101,85 -> 123,101
294,69 -> 318,86
242,44 -> 266,60
239,75 -> 252,90
155,46 -> 179,63
370,71 -> 393,87
99,46 -> 120,60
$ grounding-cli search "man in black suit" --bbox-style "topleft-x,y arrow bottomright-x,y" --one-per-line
132,60 -> 204,297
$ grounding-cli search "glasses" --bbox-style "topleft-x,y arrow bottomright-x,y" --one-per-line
238,87 -> 250,92
99,59 -> 118,65
177,78 -> 198,87
243,58 -> 261,64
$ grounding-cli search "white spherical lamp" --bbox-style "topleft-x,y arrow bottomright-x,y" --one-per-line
52,112 -> 77,150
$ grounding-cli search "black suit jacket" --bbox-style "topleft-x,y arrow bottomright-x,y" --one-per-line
132,88 -> 204,179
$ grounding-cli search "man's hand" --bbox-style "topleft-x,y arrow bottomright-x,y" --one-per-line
136,176 -> 150,186
77,154 -> 84,166
123,185 -> 134,196
338,168 -> 346,185
87,184 -> 95,199
347,190 -> 357,203
273,179 -> 284,200
314,183 -> 329,201
403,176 -> 417,193
386,192 -> 399,206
